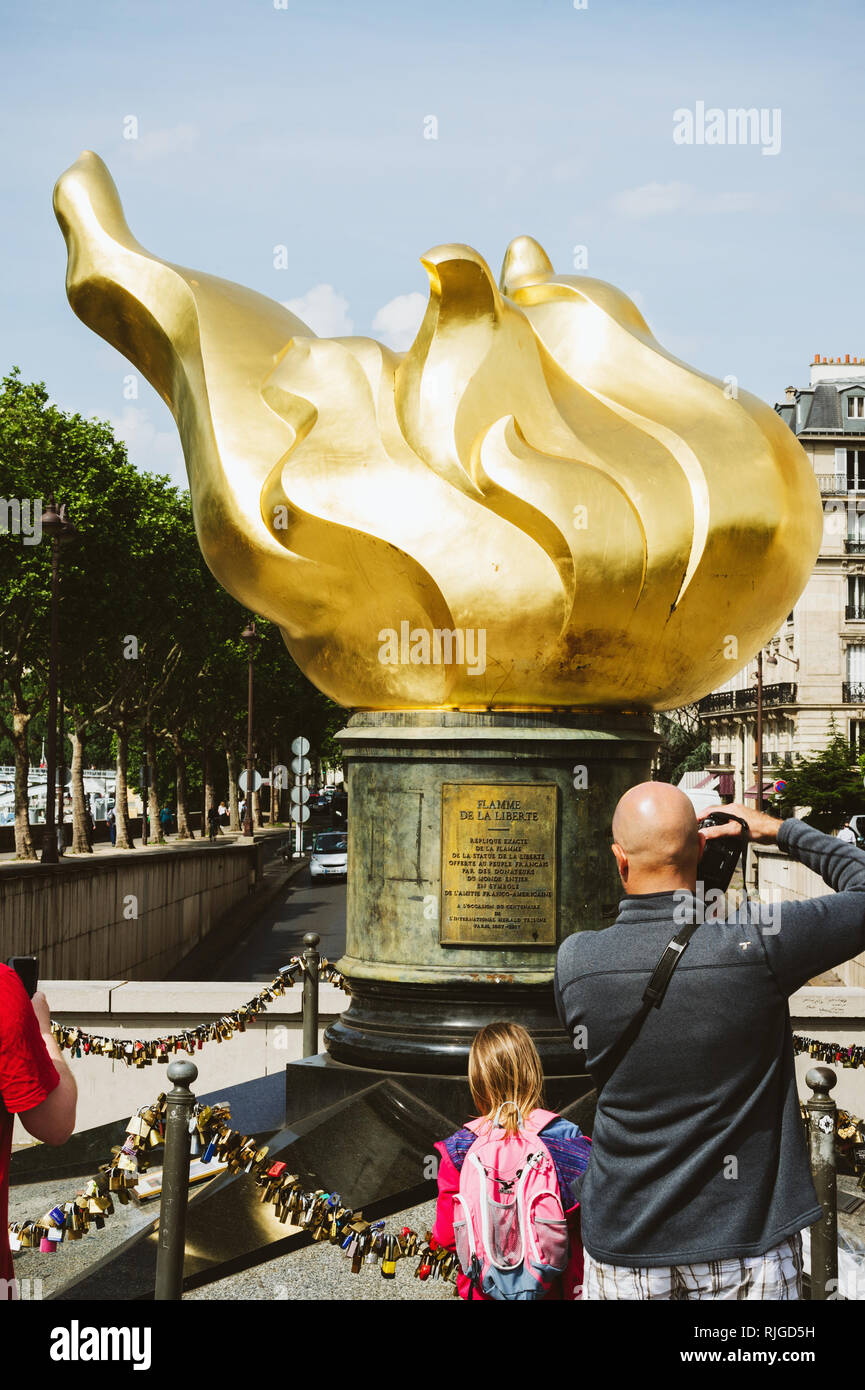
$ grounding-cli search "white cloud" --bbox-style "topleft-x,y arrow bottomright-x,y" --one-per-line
110,406 -> 186,489
282,284 -> 353,337
127,122 -> 200,163
612,181 -> 759,219
372,292 -> 427,351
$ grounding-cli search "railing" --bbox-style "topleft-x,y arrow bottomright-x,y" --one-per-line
843,683 -> 865,703
846,605 -> 865,620
845,540 -> 865,554
698,682 -> 798,714
817,474 -> 846,493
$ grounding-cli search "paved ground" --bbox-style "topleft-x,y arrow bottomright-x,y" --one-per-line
211,867 -> 347,980
185,1197 -> 454,1302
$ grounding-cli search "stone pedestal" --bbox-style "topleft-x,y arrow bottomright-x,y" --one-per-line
325,710 -> 658,1074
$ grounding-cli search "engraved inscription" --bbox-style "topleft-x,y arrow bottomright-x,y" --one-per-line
440,783 -> 557,947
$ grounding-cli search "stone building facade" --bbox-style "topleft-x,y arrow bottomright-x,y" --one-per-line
698,354 -> 865,804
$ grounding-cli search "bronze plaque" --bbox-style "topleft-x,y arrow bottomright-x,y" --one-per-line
440,783 -> 557,947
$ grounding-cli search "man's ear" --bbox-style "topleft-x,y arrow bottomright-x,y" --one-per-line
611,842 -> 628,881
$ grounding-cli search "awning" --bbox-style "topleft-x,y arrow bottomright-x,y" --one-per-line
744,780 -> 776,797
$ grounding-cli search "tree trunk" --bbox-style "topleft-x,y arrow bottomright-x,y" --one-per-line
145,726 -> 163,844
69,716 -> 92,854
172,733 -> 193,838
202,745 -> 215,835
12,708 -> 34,860
114,725 -> 134,849
226,746 -> 240,830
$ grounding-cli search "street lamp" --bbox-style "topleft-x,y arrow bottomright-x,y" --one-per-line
241,618 -> 260,838
40,498 -> 77,864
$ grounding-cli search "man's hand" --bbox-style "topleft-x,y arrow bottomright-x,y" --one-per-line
697,802 -> 782,846
31,989 -> 52,1035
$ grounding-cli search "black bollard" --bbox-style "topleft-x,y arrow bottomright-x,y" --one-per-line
302,932 -> 320,1058
806,1065 -> 838,1300
155,1059 -> 198,1300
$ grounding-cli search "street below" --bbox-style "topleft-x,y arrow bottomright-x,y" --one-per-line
211,867 -> 347,981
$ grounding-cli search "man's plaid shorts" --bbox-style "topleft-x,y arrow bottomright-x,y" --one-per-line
582,1233 -> 804,1300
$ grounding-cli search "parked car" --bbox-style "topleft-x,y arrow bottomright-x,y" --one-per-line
309,830 -> 347,880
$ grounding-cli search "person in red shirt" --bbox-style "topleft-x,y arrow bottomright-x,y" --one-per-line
0,965 -> 77,1296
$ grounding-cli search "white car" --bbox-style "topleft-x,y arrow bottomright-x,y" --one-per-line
309,831 -> 348,880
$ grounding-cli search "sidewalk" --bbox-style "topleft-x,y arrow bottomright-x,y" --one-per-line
0,824 -> 296,865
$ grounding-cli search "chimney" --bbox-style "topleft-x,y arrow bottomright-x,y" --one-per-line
785,386 -> 797,401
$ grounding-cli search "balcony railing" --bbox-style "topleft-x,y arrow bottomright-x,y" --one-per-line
817,474 -> 846,493
846,605 -> 865,620
843,682 -> 865,703
698,682 -> 797,715
845,540 -> 865,554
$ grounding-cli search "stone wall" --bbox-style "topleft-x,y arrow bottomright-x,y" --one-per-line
12,979 -> 347,1137
0,844 -> 258,979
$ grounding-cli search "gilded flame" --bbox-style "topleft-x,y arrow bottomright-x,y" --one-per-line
54,151 -> 822,710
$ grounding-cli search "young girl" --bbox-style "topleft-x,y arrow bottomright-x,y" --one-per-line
431,1021 -> 591,1300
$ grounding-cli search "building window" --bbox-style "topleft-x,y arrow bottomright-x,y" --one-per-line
851,720 -> 865,756
847,575 -> 865,619
847,396 -> 865,419
847,451 -> 865,491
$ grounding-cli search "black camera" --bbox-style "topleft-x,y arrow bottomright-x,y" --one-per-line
698,813 -> 749,896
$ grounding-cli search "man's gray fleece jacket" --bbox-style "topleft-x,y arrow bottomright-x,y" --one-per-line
554,819 -> 865,1268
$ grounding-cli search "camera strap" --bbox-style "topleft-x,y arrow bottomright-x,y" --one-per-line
591,816 -> 751,1094
592,916 -> 702,1094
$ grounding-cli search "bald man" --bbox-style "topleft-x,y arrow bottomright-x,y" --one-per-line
554,786 -> 865,1300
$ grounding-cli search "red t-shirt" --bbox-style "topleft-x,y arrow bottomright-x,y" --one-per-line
0,965 -> 60,1283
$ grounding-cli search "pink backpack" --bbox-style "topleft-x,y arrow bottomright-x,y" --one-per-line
452,1107 -> 570,1300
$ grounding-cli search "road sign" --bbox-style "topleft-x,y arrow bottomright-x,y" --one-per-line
290,785 -> 310,804
291,756 -> 311,777
291,735 -> 310,757
774,779 -> 787,793
290,804 -> 310,824
238,769 -> 263,794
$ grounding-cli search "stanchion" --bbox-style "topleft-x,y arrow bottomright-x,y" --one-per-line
806,1064 -> 838,1300
155,1059 -> 198,1300
302,932 -> 320,1058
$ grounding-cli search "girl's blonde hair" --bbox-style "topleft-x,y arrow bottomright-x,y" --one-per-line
468,1021 -> 545,1135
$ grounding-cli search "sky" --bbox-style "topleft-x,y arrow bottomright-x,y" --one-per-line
1,0 -> 863,489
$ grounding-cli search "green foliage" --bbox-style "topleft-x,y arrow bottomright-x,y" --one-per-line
775,724 -> 865,831
0,368 -> 343,830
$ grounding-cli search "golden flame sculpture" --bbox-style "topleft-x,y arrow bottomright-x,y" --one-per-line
54,152 -> 821,711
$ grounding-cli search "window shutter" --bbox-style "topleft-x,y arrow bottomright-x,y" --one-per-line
847,644 -> 865,682
836,446 -> 848,488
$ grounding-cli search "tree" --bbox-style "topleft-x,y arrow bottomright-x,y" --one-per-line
775,724 -> 865,832
0,370 -> 152,856
653,705 -> 707,785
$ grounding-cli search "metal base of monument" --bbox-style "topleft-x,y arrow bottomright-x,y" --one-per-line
332,709 -> 659,1076
324,977 -> 578,1075
285,1052 -> 596,1130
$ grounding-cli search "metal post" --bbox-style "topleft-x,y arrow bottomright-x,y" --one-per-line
756,650 -> 764,814
155,1059 -> 198,1300
806,1064 -> 838,1300
42,538 -> 60,864
302,932 -> 320,1058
